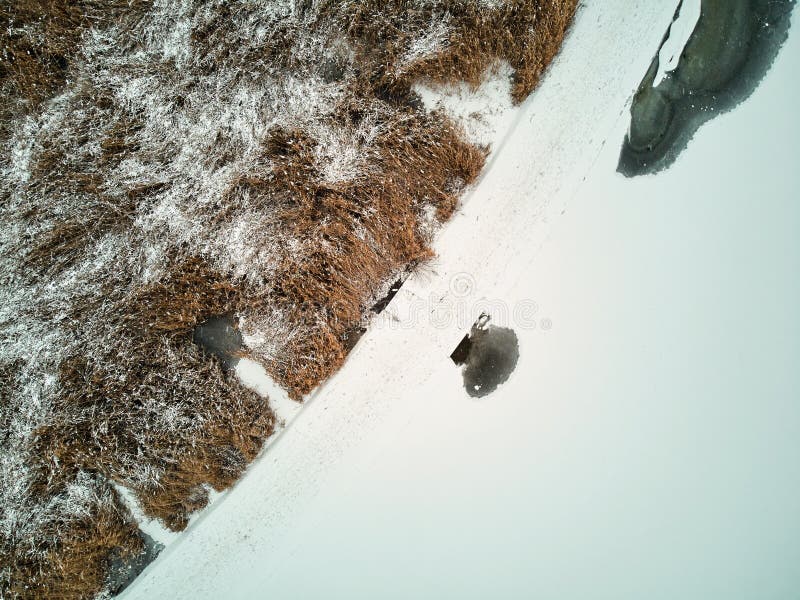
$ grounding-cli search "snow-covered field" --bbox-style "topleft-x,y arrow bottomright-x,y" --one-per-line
124,1 -> 800,598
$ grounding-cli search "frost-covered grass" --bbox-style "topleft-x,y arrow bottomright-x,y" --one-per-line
0,0 -> 576,597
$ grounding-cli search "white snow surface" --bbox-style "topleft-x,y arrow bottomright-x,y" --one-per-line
653,0 -> 702,87
235,358 -> 301,425
414,61 -> 517,149
123,1 -> 800,598
113,484 -> 180,546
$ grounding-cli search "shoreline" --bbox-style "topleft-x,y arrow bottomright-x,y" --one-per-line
121,2 -> 684,597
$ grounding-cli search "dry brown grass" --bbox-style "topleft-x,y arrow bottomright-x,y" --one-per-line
24,207 -> 133,274
331,0 -> 578,102
1,471 -> 143,600
251,111 -> 486,396
33,258 -> 276,530
1,1 -> 90,106
0,0 -> 151,149
1,1 -> 576,597
19,91 -> 148,274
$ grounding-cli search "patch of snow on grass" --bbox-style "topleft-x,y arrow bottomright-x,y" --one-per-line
113,484 -> 180,546
236,358 -> 301,425
397,16 -> 453,73
313,110 -> 385,184
414,61 -> 516,149
158,1 -> 193,66
6,115 -> 37,185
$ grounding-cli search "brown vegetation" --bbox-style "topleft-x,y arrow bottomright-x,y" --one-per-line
340,0 -> 578,102
3,477 -> 143,600
0,0 -> 577,598
256,113 -> 485,396
0,0 -> 152,147
34,257 -> 276,526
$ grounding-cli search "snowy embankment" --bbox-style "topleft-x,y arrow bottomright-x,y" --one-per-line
127,1 -> 800,598
121,1 -> 689,597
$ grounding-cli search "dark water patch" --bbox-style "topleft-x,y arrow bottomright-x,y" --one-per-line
619,0 -> 795,176
192,314 -> 243,370
319,55 -> 347,83
107,531 -> 164,596
451,314 -> 519,398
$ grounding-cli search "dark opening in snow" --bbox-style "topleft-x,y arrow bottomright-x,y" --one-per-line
192,314 -> 243,371
619,0 -> 795,176
451,314 -> 519,398
338,278 -> 405,354
371,278 -> 404,314
341,325 -> 368,352
107,531 -> 163,596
